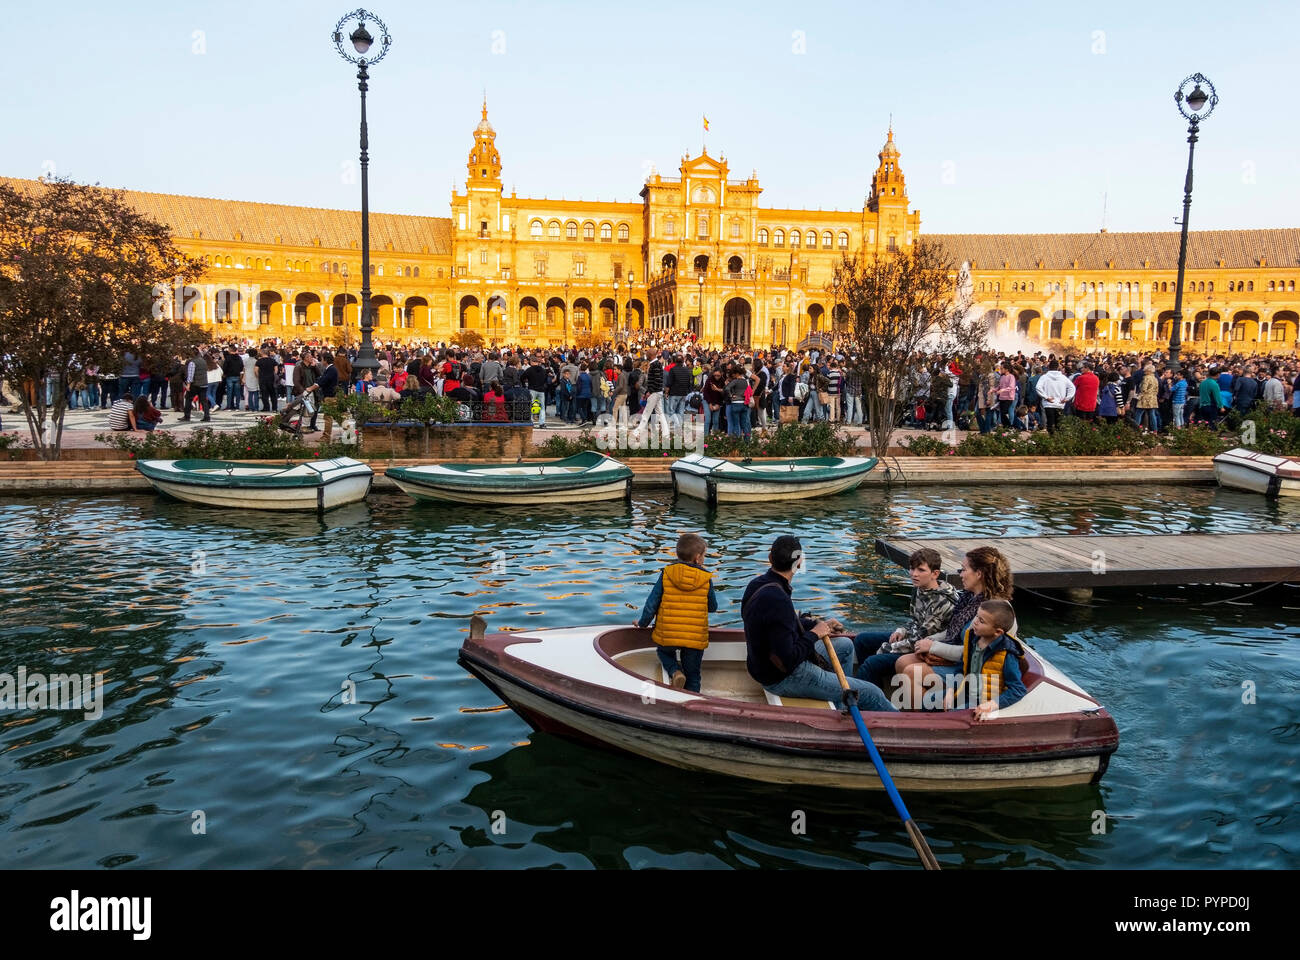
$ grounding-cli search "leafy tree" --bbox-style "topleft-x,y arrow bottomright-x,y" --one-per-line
454,329 -> 485,351
0,178 -> 207,459
830,238 -> 986,454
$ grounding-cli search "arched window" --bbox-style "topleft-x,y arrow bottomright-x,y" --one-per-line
1290,280 -> 1296,291
838,232 -> 849,248
530,220 -> 543,238
1247,281 -> 1254,291
1228,280 -> 1235,292
979,282 -> 985,292
600,223 -> 612,241
1207,281 -> 1213,292
807,230 -> 817,247
618,223 -> 629,241
774,229 -> 785,247
584,222 -> 595,241
332,262 -> 339,273
821,231 -> 833,249
377,264 -> 384,276
1028,282 -> 1034,291
758,228 -> 769,245
413,267 -> 419,278
566,221 -> 578,240
790,230 -> 800,247
1269,280 -> 1276,291
548,221 -> 561,239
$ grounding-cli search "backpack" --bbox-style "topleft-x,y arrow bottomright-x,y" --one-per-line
598,375 -> 612,398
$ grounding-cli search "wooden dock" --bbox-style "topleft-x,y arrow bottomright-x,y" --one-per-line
875,533 -> 1300,588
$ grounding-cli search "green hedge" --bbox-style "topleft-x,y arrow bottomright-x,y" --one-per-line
97,419 -> 354,461
533,420 -> 860,459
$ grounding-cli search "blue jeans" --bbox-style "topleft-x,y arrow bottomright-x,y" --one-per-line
1138,407 -> 1160,431
765,636 -> 898,712
665,395 -> 686,420
224,376 -> 242,409
246,389 -> 259,411
726,403 -> 750,437
530,389 -> 546,426
656,646 -> 704,693
705,405 -> 723,434
206,383 -> 218,407
138,418 -> 157,432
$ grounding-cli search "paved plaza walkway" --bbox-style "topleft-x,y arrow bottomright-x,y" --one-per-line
2,402 -> 935,452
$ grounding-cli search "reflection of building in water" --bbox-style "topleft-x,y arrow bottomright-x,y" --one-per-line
6,105 -> 1297,352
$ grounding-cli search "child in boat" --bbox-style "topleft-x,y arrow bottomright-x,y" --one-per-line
853,548 -> 958,683
944,599 -> 1028,720
636,532 -> 718,692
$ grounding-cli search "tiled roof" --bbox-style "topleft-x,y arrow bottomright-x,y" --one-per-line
927,229 -> 1300,271
0,177 -> 453,256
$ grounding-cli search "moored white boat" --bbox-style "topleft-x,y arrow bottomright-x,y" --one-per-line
671,453 -> 878,504
386,451 -> 633,505
135,457 -> 373,511
1213,447 -> 1300,497
460,623 -> 1120,791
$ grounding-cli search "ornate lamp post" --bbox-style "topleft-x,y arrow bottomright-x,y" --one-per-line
697,272 -> 705,341
1167,73 -> 1218,373
332,9 -> 392,379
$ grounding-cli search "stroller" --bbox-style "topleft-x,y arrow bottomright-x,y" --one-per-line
277,392 -> 316,438
901,395 -> 946,431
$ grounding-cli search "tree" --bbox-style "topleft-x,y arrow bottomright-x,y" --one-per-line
454,329 -> 485,351
0,178 -> 206,459
830,238 -> 985,455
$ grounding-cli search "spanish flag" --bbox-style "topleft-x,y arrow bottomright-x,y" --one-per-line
703,115 -> 709,132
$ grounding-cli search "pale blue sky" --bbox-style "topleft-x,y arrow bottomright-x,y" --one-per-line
4,0 -> 1297,233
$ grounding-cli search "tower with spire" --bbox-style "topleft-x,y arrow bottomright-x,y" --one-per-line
864,126 -> 919,253
467,98 -> 502,188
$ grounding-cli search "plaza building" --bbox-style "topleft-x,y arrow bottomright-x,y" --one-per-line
6,103 -> 1298,353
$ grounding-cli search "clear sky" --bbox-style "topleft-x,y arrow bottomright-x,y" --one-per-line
4,0 -> 1297,234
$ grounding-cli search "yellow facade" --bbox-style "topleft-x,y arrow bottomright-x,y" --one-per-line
9,104 -> 1295,353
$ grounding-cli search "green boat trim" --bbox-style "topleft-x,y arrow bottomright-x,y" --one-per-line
387,451 -> 633,491
670,455 -> 879,485
134,458 -> 369,489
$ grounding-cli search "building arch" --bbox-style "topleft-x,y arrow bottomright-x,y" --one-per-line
722,297 -> 752,346
1120,309 -> 1144,340
293,292 -> 320,326
459,294 -> 481,329
982,308 -> 1008,334
1084,310 -> 1109,340
547,220 -> 561,239
572,297 -> 593,330
332,292 -> 357,326
626,298 -> 645,328
758,228 -> 769,244
518,296 -> 540,332
1271,309 -> 1297,344
403,295 -> 428,329
1017,309 -> 1040,337
1230,310 -> 1259,344
565,220 -> 578,240
485,295 -> 508,338
661,253 -> 677,274
545,297 -> 566,329
214,288 -> 242,324
599,222 -> 613,241
693,254 -> 709,274
257,290 -> 282,327
1049,309 -> 1074,340
369,294 -> 394,328
807,303 -> 825,333
598,297 -> 617,327
1192,309 -> 1218,342
727,255 -> 743,274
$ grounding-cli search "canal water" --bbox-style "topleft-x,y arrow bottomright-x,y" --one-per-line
1,485 -> 1297,869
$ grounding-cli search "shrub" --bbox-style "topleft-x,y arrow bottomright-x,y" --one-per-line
98,419 -> 352,460
1163,423 -> 1234,456
901,434 -> 954,457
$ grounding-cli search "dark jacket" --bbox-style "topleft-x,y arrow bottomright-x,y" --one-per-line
316,364 -> 341,399
522,364 -> 549,392
666,363 -> 693,397
222,352 -> 243,378
741,569 -> 820,686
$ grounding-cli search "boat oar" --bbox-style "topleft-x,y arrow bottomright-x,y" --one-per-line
821,635 -> 941,871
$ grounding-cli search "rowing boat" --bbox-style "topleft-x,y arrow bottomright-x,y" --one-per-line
386,451 -> 633,505
460,623 -> 1119,791
671,453 -> 878,504
1213,447 -> 1300,498
135,457 -> 373,511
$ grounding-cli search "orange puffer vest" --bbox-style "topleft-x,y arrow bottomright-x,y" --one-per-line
651,562 -> 713,650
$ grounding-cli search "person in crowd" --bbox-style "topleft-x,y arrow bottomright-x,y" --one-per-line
1035,360 -> 1076,434
178,345 -> 211,422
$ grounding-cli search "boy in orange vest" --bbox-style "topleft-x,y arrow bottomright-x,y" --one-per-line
636,532 -> 718,691
944,599 -> 1028,719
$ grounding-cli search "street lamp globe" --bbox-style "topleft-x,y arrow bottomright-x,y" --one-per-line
350,23 -> 374,54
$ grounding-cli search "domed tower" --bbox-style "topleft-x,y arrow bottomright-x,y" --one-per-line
866,127 -> 906,213
864,126 -> 919,253
467,98 -> 502,189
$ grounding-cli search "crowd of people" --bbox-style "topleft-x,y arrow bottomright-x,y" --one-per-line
15,334 -> 1299,444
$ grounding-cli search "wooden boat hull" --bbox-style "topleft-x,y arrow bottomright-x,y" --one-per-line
1213,448 -> 1300,498
460,626 -> 1119,792
387,453 -> 633,506
136,458 -> 373,511
671,455 -> 878,504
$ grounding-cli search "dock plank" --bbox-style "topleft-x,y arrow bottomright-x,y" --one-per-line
875,533 -> 1300,588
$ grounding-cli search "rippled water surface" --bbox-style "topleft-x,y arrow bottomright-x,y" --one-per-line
2,485 -> 1298,869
